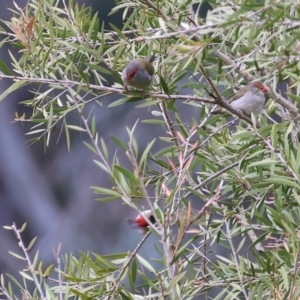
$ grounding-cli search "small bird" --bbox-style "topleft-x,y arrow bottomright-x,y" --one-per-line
122,55 -> 155,91
211,82 -> 269,116
127,209 -> 155,234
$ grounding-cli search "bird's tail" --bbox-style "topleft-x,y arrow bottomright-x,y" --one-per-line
126,218 -> 138,229
126,218 -> 148,234
148,55 -> 156,63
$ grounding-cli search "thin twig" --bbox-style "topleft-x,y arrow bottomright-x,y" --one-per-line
127,143 -> 176,299
234,213 -> 264,252
199,65 -> 223,102
142,0 -> 168,21
127,143 -> 162,234
11,223 -> 46,300
224,215 -> 249,300
54,243 -> 63,300
202,211 -> 212,276
0,287 -> 13,300
108,231 -> 151,300
173,185 -> 222,261
288,247 -> 300,299
159,100 -> 179,147
183,161 -> 240,199
0,74 -> 215,104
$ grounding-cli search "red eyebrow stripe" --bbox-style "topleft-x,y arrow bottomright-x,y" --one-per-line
127,66 -> 139,80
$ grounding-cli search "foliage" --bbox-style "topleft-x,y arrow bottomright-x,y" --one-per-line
1,0 -> 300,299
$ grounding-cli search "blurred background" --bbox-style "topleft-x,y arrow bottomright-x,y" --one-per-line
0,0 -> 207,287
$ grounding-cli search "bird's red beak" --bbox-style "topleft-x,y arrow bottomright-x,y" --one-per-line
261,86 -> 268,93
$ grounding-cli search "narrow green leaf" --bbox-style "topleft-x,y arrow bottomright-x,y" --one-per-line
139,139 -> 156,168
87,12 -> 98,40
66,125 -> 86,132
0,80 -> 27,102
278,267 -> 289,290
290,151 -> 299,178
64,119 -> 70,151
91,116 -> 96,137
96,196 -> 120,202
44,264 -> 54,278
27,237 -> 37,251
131,258 -> 137,287
108,97 -> 142,107
113,43 -> 126,66
3,225 -> 12,230
32,250 -> 39,270
114,166 -> 137,183
8,50 -> 23,73
247,159 -> 277,168
236,236 -> 246,253
136,254 -> 156,273
159,75 -> 169,94
19,272 -> 34,281
20,223 -> 27,232
93,160 -> 109,172
141,119 -> 165,125
1,274 -> 4,288
135,99 -> 161,107
109,22 -> 127,39
26,129 -> 46,135
108,97 -> 131,107
100,138 -> 109,160
99,22 -> 105,54
85,63 -> 114,76
0,59 -> 13,75
8,252 -> 26,261
139,272 -> 158,290
46,103 -> 53,147
83,141 -> 97,154
91,187 -> 121,197
5,274 -> 24,290
166,272 -> 186,293
264,177 -> 300,188
111,135 -> 127,150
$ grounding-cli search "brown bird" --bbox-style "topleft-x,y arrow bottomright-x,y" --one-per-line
212,82 -> 268,116
122,55 -> 155,90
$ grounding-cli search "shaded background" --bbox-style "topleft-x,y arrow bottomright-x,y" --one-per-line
0,0 -> 210,292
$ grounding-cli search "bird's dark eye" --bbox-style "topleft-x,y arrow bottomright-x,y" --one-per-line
149,216 -> 156,224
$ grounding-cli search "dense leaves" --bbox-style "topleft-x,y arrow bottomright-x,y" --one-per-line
1,0 -> 300,299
